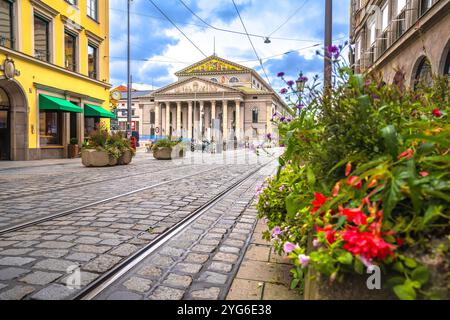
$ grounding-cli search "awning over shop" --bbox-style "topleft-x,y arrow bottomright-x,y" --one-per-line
84,104 -> 116,119
39,94 -> 83,113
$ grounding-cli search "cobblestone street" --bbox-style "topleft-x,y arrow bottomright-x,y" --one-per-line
0,149 -> 291,300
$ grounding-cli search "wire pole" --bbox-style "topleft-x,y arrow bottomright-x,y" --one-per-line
324,0 -> 332,91
127,0 -> 132,139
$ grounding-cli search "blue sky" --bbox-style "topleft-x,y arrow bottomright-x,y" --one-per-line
109,0 -> 350,91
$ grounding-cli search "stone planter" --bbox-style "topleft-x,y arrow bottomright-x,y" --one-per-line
68,144 -> 79,158
118,149 -> 133,165
153,147 -> 173,160
81,149 -> 111,167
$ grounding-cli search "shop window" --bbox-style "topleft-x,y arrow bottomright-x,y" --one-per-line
88,43 -> 98,79
150,111 -> 155,124
0,0 -> 14,48
64,31 -> 77,71
39,112 -> 62,146
34,15 -> 50,62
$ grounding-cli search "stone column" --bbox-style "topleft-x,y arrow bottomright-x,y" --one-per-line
222,100 -> 228,145
199,101 -> 204,139
235,100 -> 241,142
165,102 -> 170,138
188,101 -> 193,139
155,102 -> 161,137
211,100 -> 216,140
176,101 -> 181,137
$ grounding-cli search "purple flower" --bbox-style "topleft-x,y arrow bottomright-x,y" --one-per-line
266,133 -> 272,140
278,185 -> 285,191
298,254 -> 310,267
280,116 -> 286,122
312,239 -> 320,247
272,226 -> 282,237
295,103 -> 304,109
277,72 -> 285,77
287,80 -> 295,87
280,88 -> 288,94
328,45 -> 340,59
283,242 -> 297,254
298,75 -> 308,82
285,118 -> 292,123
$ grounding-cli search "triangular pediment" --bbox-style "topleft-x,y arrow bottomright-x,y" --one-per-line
154,77 -> 242,95
175,55 -> 251,76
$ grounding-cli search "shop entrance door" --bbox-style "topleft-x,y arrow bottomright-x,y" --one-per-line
0,109 -> 10,160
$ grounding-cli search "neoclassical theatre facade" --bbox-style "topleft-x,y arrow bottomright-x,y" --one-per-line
135,56 -> 288,145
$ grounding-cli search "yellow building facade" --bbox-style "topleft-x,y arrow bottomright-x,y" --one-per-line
0,0 -> 111,160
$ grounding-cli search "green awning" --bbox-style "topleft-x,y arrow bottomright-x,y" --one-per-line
39,94 -> 83,113
84,104 -> 116,119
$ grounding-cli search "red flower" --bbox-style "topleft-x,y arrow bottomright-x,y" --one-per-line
342,226 -> 395,261
316,225 -> 337,244
339,207 -> 368,225
347,176 -> 362,190
345,162 -> 352,177
420,171 -> 429,177
311,192 -> 327,213
332,181 -> 341,197
432,108 -> 442,117
396,238 -> 404,247
398,148 -> 414,160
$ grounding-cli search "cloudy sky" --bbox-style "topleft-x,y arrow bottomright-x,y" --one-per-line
109,0 -> 350,91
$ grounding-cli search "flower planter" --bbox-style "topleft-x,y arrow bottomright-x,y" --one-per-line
153,147 -> 173,160
118,149 -> 133,165
68,144 -> 79,158
81,149 -> 111,167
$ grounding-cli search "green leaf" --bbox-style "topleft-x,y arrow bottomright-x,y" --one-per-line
423,205 -> 443,225
411,266 -> 430,285
386,276 -> 406,288
291,279 -> 300,290
393,284 -> 417,300
354,258 -> 364,274
306,166 -> 316,185
337,251 -> 353,265
403,257 -> 418,269
381,125 -> 398,159
333,216 -> 347,231
392,261 -> 405,273
383,174 -> 403,219
285,193 -> 302,220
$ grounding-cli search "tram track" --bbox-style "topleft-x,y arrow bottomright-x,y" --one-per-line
0,164 -> 230,236
73,160 -> 272,300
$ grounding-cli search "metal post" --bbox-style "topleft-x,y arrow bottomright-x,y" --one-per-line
126,0 -> 132,139
324,0 -> 332,91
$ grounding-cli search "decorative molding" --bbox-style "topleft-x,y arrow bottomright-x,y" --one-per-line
85,30 -> 104,44
29,0 -> 59,18
61,15 -> 84,32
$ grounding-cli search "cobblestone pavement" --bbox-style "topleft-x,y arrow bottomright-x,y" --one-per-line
0,149 -> 279,300
0,151 -> 266,231
93,163 -> 277,300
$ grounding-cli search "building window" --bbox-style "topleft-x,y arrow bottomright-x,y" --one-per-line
39,112 -> 62,146
420,0 -> 433,16
210,78 -> 218,83
64,31 -> 77,71
397,0 -> 407,15
150,111 -> 155,124
252,108 -> 259,123
355,39 -> 360,62
414,57 -> 433,90
88,43 -> 98,79
381,3 -> 389,31
66,0 -> 78,6
34,15 -> 50,62
444,50 -> 450,76
252,128 -> 258,138
87,0 -> 98,20
0,0 -> 14,48
229,77 -> 239,83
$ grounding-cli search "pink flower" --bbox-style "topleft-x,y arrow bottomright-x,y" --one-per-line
420,171 -> 429,177
312,239 -> 320,247
272,226 -> 282,237
398,149 -> 414,160
279,185 -> 285,191
298,254 -> 310,267
347,176 -> 362,190
283,242 -> 297,254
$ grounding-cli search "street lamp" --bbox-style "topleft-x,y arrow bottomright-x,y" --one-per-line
296,72 -> 307,93
264,37 -> 271,44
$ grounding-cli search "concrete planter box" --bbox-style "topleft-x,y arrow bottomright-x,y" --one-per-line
118,149 -> 133,165
81,149 -> 113,167
153,145 -> 186,160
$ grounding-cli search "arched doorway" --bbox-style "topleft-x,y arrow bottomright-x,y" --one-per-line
0,88 -> 10,160
0,79 -> 28,160
413,57 -> 433,90
444,50 -> 450,76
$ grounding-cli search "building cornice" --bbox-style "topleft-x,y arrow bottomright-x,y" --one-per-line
35,83 -> 105,104
0,47 -> 111,88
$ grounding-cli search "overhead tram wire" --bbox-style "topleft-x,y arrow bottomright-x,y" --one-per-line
231,0 -> 271,86
147,0 -> 208,58
267,0 -> 310,38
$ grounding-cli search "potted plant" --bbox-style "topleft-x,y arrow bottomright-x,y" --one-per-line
152,138 -> 185,160
68,138 -> 80,158
81,129 -> 135,167
145,142 -> 153,153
